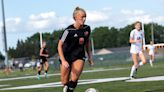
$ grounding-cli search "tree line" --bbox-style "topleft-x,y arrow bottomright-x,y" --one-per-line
0,22 -> 163,60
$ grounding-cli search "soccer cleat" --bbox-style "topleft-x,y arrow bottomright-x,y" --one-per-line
45,73 -> 48,79
134,68 -> 138,77
37,74 -> 40,80
149,60 -> 153,67
63,86 -> 68,92
63,86 -> 74,92
129,76 -> 136,80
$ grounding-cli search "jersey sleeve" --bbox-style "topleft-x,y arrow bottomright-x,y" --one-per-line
59,29 -> 69,42
130,30 -> 135,39
88,26 -> 91,37
86,26 -> 91,41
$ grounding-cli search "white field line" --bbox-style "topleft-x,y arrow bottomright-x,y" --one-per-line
1,75 -> 164,90
126,75 -> 164,82
0,67 -> 128,81
0,77 -> 129,90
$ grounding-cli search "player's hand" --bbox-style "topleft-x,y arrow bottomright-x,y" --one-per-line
45,55 -> 49,57
136,40 -> 142,43
62,61 -> 69,68
88,60 -> 94,66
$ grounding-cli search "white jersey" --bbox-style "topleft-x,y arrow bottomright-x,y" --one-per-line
130,29 -> 144,54
37,61 -> 41,67
148,45 -> 155,55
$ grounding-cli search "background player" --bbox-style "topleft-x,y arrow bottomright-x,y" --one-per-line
129,21 -> 147,79
37,41 -> 49,79
148,41 -> 156,67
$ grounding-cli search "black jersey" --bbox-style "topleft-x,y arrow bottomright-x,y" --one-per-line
59,24 -> 91,63
40,48 -> 48,62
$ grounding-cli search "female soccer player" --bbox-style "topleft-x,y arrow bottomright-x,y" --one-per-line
58,7 -> 94,92
129,21 -> 147,79
37,41 -> 49,79
148,41 -> 156,67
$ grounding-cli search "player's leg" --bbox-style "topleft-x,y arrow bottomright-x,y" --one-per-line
61,63 -> 71,92
130,53 -> 139,79
149,54 -> 153,67
37,64 -> 42,80
148,51 -> 154,67
139,52 -> 147,67
66,59 -> 84,92
44,61 -> 49,78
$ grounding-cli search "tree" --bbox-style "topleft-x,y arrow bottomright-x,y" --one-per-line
0,52 -> 5,61
8,23 -> 164,58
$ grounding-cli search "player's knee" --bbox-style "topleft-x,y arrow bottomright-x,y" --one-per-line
142,60 -> 147,64
61,80 -> 68,85
133,63 -> 139,67
72,73 -> 80,81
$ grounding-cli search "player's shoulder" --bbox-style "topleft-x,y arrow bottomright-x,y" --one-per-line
132,29 -> 136,32
83,24 -> 90,30
130,29 -> 136,34
65,24 -> 76,32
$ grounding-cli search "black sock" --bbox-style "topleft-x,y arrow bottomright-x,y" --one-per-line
45,70 -> 48,73
67,80 -> 77,91
38,71 -> 41,75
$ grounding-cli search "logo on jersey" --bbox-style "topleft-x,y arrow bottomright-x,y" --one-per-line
137,37 -> 141,40
74,34 -> 78,37
79,37 -> 84,45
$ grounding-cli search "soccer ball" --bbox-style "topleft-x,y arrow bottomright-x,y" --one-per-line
85,88 -> 99,92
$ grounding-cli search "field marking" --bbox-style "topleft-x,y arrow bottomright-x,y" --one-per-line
0,77 -> 129,90
0,85 -> 10,87
0,67 -> 128,81
1,75 -> 164,90
126,76 -> 164,82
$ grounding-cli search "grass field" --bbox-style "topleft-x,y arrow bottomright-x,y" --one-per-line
0,48 -> 163,92
0,60 -> 164,92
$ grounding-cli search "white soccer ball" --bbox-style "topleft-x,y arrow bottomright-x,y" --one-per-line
85,88 -> 99,92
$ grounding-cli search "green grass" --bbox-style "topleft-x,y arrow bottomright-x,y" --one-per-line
0,48 -> 164,92
0,59 -> 164,92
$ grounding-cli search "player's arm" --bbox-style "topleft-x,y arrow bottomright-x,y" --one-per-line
129,37 -> 142,44
58,40 -> 69,68
129,31 -> 136,44
58,30 -> 69,68
39,48 -> 48,57
85,38 -> 94,66
129,31 -> 142,44
129,38 -> 136,43
58,40 -> 66,62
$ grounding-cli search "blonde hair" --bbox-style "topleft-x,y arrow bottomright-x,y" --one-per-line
73,7 -> 86,20
134,21 -> 142,26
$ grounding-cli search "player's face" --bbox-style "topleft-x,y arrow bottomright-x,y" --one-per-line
75,11 -> 86,26
42,42 -> 46,48
135,23 -> 141,31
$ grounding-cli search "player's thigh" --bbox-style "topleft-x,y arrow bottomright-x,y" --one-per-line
60,64 -> 71,84
131,53 -> 139,66
139,52 -> 146,64
37,66 -> 42,70
71,59 -> 85,81
151,55 -> 155,60
44,61 -> 49,67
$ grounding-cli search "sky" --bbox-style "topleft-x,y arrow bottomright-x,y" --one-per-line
0,0 -> 164,54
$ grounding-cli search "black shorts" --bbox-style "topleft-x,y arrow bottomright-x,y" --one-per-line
40,58 -> 47,64
59,57 -> 85,65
